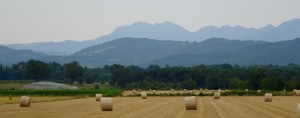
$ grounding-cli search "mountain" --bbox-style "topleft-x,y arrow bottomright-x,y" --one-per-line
2,37 -> 300,67
64,37 -> 192,67
148,38 -> 300,66
4,40 -> 88,56
58,37 -> 300,67
0,46 -> 46,65
4,19 -> 300,55
43,37 -> 266,67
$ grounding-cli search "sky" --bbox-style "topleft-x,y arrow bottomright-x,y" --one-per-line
0,0 -> 300,44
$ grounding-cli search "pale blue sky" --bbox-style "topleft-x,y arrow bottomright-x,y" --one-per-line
1,0 -> 300,44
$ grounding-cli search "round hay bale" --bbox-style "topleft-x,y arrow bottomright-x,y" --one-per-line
264,93 -> 272,102
132,90 -> 137,94
185,96 -> 197,110
200,88 -> 202,91
141,93 -> 147,99
245,89 -> 248,92
153,90 -> 156,94
214,92 -> 221,99
101,98 -> 113,111
96,94 -> 102,101
149,89 -> 152,92
297,90 -> 300,96
171,89 -> 174,92
20,96 -> 31,107
257,90 -> 261,93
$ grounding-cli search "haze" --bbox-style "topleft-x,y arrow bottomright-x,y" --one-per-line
0,0 -> 300,44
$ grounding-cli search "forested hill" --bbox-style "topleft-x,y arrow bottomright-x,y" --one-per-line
50,37 -> 300,67
2,37 -> 300,67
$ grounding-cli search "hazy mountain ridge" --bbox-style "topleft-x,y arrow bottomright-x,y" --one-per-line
1,37 -> 300,67
148,38 -> 300,66
0,46 -> 46,65
3,19 -> 300,55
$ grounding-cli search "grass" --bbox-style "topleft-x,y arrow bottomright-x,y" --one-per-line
0,82 -> 28,90
0,82 -> 117,90
0,89 -> 123,97
0,96 -> 84,105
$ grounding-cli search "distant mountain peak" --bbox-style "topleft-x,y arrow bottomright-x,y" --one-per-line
278,18 -> 300,27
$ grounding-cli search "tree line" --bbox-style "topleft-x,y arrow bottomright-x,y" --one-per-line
1,60 -> 300,91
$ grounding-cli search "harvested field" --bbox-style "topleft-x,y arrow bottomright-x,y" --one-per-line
0,96 -> 80,105
0,96 -> 299,118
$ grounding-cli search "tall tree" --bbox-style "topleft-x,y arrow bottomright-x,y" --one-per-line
64,61 -> 83,83
25,60 -> 51,81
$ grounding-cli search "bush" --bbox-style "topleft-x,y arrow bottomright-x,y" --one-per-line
94,84 -> 100,89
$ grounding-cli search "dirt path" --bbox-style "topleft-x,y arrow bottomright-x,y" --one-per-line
0,96 -> 298,118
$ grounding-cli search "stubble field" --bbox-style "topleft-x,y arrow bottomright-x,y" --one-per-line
0,96 -> 299,118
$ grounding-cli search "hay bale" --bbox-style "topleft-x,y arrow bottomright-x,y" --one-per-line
257,90 -> 261,93
96,94 -> 102,101
200,88 -> 202,91
141,93 -> 147,99
214,92 -> 221,99
153,90 -> 156,94
297,90 -> 300,96
101,98 -> 113,111
245,89 -> 248,92
171,89 -> 174,92
264,93 -> 272,102
20,96 -> 31,107
132,89 -> 137,94
185,96 -> 197,110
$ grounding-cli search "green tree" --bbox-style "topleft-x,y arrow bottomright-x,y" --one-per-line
64,61 -> 83,83
25,60 -> 51,81
182,78 -> 197,89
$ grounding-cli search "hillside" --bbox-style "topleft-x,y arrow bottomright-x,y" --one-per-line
0,46 -> 46,65
148,38 -> 300,66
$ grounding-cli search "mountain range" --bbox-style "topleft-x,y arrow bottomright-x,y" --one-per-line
1,37 -> 300,67
0,46 -> 46,65
3,19 -> 300,55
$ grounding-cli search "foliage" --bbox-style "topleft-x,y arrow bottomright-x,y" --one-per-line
2,60 -> 300,90
24,60 -> 51,81
64,61 -> 83,83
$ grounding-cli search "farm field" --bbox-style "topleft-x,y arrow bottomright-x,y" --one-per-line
0,96 -> 299,118
0,96 -> 82,105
